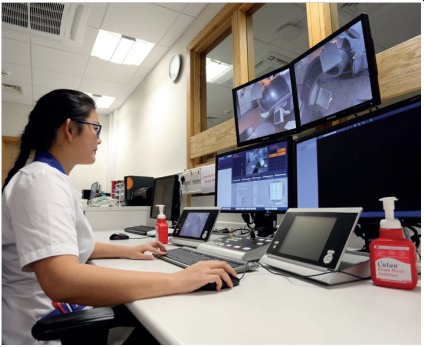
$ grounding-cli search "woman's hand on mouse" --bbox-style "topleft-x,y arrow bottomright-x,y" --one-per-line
171,260 -> 238,293
124,241 -> 167,260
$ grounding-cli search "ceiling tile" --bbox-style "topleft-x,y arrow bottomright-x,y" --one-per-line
101,3 -> 178,43
141,45 -> 169,70
79,77 -> 128,98
182,3 -> 207,17
128,67 -> 150,87
32,68 -> 81,89
31,45 -> 88,76
87,3 -> 109,30
159,13 -> 194,48
2,38 -> 30,65
158,3 -> 188,12
2,82 -> 33,105
84,57 -> 139,84
2,62 -> 32,84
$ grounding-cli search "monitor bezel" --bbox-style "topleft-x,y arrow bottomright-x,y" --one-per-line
291,13 -> 381,131
214,136 -> 295,215
232,64 -> 299,148
149,174 -> 181,223
293,94 -> 421,224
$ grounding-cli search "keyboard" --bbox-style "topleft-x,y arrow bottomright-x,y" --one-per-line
155,247 -> 257,273
124,225 -> 155,235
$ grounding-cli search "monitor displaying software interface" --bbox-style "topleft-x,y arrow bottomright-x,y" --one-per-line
216,138 -> 291,212
295,96 -> 420,220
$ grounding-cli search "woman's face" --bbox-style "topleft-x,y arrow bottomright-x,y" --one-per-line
73,109 -> 102,165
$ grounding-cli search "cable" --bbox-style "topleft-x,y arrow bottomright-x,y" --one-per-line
255,261 -> 370,281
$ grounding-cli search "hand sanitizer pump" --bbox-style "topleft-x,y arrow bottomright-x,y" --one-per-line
369,197 -> 418,289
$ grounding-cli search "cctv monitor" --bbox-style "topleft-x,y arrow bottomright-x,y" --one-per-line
150,174 -> 181,225
292,13 -> 380,130
215,137 -> 293,237
232,64 -> 298,147
295,95 -> 420,225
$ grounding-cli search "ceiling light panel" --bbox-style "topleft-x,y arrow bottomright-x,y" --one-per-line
91,29 -> 154,66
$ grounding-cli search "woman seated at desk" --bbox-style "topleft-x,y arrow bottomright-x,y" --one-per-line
2,89 -> 237,344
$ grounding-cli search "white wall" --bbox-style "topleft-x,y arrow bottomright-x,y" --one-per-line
1,102 -> 33,136
110,4 -> 225,183
2,101 -> 110,193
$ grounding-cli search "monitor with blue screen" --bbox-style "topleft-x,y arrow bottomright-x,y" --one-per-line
215,138 -> 293,236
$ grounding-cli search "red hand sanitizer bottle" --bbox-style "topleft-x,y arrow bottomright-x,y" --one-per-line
155,204 -> 168,244
369,197 -> 418,290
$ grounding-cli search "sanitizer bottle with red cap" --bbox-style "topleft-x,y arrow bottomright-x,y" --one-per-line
155,204 -> 168,244
369,197 -> 418,290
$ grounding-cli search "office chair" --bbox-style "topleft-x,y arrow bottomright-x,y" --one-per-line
32,305 -> 147,344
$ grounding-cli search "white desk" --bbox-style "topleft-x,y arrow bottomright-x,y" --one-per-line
85,206 -> 151,231
92,230 -> 421,345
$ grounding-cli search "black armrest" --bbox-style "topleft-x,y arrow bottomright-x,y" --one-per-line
32,307 -> 115,342
32,305 -> 143,344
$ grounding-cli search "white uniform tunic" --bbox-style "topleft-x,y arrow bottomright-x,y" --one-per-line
2,160 -> 95,344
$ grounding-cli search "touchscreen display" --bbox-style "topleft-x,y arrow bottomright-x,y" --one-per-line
278,215 -> 336,261
179,212 -> 210,238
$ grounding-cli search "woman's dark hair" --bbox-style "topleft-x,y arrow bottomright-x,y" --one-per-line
2,89 -> 96,191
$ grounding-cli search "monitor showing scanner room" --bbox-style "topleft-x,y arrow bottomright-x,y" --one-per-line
291,13 -> 380,131
215,137 -> 293,237
149,174 -> 181,225
294,95 -> 421,225
232,64 -> 298,147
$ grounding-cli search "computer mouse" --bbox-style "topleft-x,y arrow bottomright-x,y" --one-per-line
109,233 -> 130,240
197,275 -> 240,291
147,230 -> 156,237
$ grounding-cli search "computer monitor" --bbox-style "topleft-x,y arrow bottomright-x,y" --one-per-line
150,174 -> 181,225
232,64 -> 298,147
292,13 -> 381,131
215,137 -> 293,236
295,95 -> 420,225
88,182 -> 100,200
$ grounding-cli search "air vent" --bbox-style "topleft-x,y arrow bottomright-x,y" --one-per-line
2,83 -> 24,95
2,3 -> 65,36
2,3 -> 91,44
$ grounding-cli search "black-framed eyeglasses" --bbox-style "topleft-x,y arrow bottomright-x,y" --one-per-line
73,120 -> 102,138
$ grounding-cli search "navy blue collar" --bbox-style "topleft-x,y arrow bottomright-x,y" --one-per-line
34,150 -> 66,174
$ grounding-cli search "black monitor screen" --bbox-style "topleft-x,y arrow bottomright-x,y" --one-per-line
292,13 -> 380,130
215,138 -> 293,214
232,64 -> 298,147
295,95 -> 421,222
150,174 -> 181,223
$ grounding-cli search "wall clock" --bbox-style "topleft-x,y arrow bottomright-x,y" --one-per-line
169,54 -> 181,82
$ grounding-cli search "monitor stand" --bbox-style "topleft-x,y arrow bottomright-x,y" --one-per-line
252,212 -> 277,237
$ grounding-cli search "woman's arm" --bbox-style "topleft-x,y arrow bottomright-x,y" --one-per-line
31,255 -> 237,307
89,241 -> 167,260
